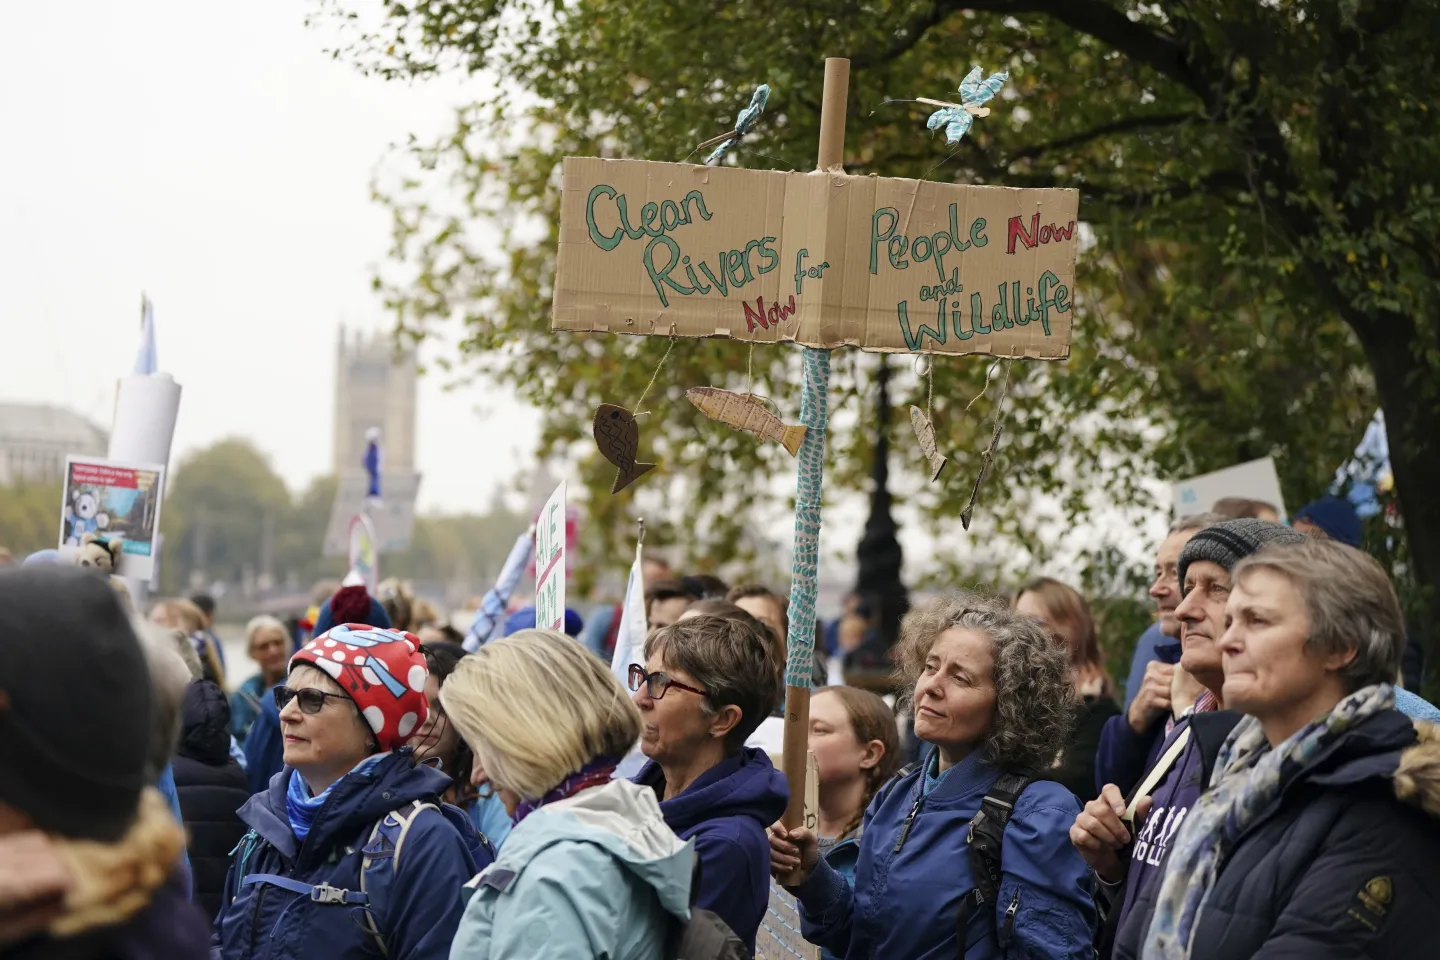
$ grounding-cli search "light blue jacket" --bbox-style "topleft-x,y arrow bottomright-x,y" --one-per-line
450,778 -> 693,960
1396,687 -> 1440,723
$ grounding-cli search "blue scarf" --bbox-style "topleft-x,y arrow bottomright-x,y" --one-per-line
286,754 -> 387,843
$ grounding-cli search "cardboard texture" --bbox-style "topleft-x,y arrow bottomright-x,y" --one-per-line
686,386 -> 807,456
909,405 -> 948,481
554,157 -> 1078,359
593,404 -> 656,493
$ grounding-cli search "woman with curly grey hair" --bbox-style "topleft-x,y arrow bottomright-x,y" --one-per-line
770,593 -> 1097,959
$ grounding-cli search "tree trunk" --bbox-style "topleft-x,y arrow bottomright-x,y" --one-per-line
1351,317 -> 1440,680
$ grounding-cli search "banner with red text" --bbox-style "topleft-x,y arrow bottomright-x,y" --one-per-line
554,157 -> 1079,360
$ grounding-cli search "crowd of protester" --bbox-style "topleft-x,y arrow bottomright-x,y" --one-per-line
1,496 -> 1439,959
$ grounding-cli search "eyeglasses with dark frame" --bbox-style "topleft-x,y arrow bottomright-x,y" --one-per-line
628,664 -> 708,700
273,685 -> 353,715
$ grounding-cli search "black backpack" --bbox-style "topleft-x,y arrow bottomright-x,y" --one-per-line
954,772 -> 1032,954
665,860 -> 749,960
886,764 -> 1033,957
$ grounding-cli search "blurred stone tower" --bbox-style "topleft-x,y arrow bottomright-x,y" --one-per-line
332,327 -> 417,474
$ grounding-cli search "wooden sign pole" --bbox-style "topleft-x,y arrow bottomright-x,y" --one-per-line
780,56 -> 849,860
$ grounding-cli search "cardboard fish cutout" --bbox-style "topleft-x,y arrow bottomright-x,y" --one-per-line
593,404 -> 657,493
909,406 -> 948,482
687,387 -> 807,456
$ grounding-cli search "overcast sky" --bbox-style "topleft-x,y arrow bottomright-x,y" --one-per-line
0,0 -> 537,513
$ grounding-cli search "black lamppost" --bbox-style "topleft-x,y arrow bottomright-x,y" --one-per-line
849,357 -> 909,673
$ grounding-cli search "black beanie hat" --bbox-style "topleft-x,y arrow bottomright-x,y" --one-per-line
0,565 -> 154,842
1178,518 -> 1309,588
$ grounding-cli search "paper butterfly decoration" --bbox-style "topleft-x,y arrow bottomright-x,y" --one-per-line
706,84 -> 770,164
925,66 -> 1009,144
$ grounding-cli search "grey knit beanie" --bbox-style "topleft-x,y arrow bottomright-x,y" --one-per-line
1178,518 -> 1309,587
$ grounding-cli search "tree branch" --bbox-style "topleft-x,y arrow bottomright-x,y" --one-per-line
851,2 -> 1217,107
851,0 -> 965,69
1005,111 -> 1200,163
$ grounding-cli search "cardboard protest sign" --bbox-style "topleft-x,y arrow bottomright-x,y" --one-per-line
323,471 -> 421,556
554,157 -> 1079,359
60,457 -> 165,579
535,480 -> 567,632
1173,457 -> 1287,521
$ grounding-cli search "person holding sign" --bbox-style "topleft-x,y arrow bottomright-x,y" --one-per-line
769,594 -> 1096,959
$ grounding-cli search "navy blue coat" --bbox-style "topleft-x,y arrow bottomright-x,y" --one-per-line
173,680 -> 250,920
1116,710 -> 1440,960
635,746 -> 789,953
213,752 -> 479,960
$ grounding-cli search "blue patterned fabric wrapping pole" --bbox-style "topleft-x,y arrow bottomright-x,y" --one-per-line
785,347 -> 831,687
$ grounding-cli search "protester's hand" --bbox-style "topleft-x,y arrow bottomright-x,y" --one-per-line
768,821 -> 820,886
0,832 -> 71,945
1127,661 -> 1175,734
1069,785 -> 1150,885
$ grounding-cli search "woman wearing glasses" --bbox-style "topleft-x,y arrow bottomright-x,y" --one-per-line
769,594 -> 1097,959
212,625 -> 485,960
442,630 -> 695,960
629,614 -> 789,954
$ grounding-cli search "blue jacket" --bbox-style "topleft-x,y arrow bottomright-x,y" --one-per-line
1121,623 -> 1164,711
468,793 -> 514,850
213,752 -> 480,960
242,681 -> 284,796
635,746 -> 789,953
819,831 -> 863,960
794,750 -> 1097,960
452,778 -> 693,959
230,674 -> 268,744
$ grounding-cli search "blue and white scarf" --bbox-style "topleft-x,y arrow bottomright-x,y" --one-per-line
286,754 -> 388,843
1142,683 -> 1395,958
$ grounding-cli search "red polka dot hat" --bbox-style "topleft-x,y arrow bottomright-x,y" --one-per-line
291,624 -> 430,752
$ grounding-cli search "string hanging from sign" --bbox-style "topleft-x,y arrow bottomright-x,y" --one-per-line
960,360 -> 1013,530
696,84 -> 771,165
631,333 -> 677,417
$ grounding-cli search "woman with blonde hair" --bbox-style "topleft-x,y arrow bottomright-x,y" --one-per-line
1015,577 -> 1121,801
443,629 -> 696,959
770,593 -> 1096,959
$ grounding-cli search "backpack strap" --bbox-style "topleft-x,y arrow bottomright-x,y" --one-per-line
955,773 -> 1031,956
358,799 -> 442,959
240,874 -> 369,905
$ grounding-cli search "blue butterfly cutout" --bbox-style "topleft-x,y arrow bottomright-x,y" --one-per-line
706,84 -> 770,164
926,66 -> 1009,144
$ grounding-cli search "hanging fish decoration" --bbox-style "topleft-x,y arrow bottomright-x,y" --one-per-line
593,404 -> 657,494
686,387 -> 807,456
922,66 -> 1008,144
909,406 -> 948,483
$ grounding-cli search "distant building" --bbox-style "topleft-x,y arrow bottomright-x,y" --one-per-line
332,327 -> 417,474
0,402 -> 108,485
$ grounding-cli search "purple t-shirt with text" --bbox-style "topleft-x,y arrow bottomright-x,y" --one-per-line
1116,720 -> 1205,925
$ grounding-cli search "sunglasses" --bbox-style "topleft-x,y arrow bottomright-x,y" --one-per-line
274,685 -> 352,715
627,664 -> 708,700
